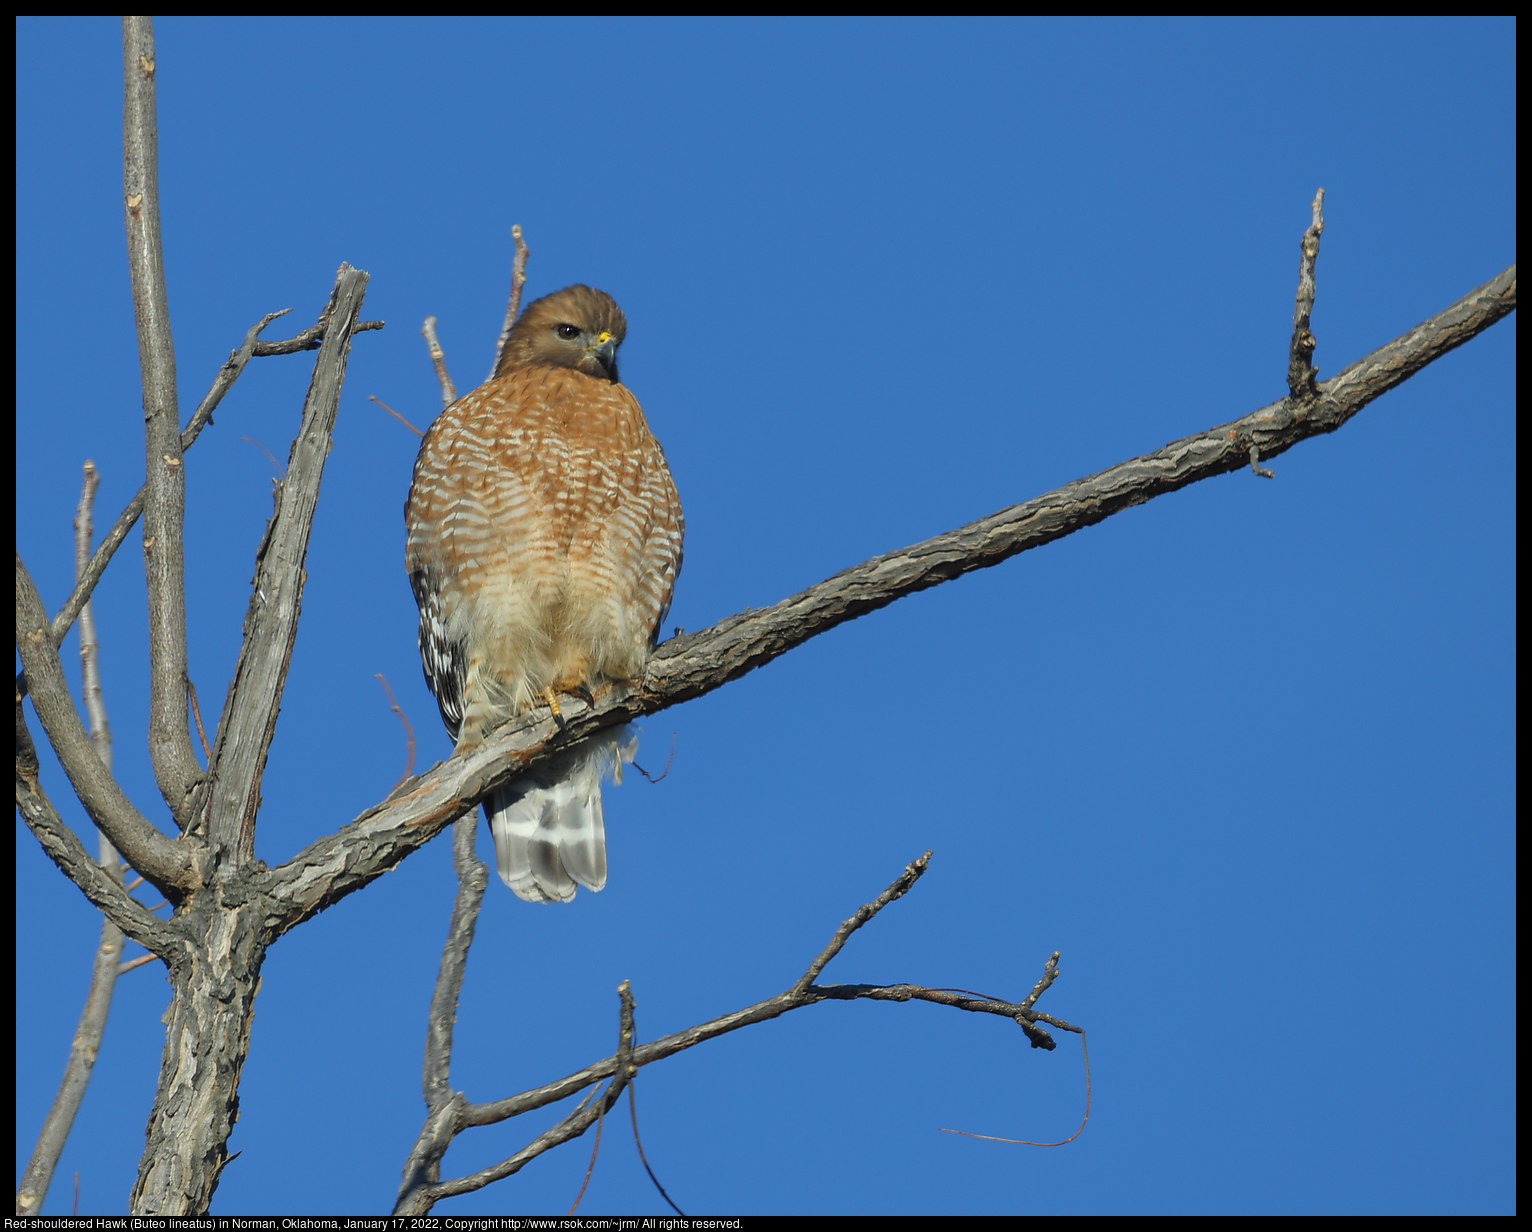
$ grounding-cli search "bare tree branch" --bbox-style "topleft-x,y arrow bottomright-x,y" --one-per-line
422,316 -> 457,408
393,852 -> 1071,1213
44,308 -> 291,656
1288,187 -> 1326,401
376,673 -> 417,790
369,394 -> 425,438
13,762 -> 178,956
122,17 -> 201,822
249,316 -> 384,356
490,223 -> 530,380
16,466 -> 134,1218
258,261 -> 1517,929
199,265 -> 372,868
16,555 -> 193,892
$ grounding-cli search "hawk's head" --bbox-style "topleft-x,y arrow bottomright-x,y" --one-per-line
495,284 -> 628,384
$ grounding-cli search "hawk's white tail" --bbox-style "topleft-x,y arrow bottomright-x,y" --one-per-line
486,727 -> 637,903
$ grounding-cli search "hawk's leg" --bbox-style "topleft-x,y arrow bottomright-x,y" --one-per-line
539,685 -> 564,721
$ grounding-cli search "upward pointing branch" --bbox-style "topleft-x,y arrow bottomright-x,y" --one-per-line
123,16 -> 200,824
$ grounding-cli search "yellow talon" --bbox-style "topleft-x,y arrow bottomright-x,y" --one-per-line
541,686 -> 562,718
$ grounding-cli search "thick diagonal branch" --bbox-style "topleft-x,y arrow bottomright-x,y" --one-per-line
16,556 -> 192,891
199,265 -> 371,868
258,262 -> 1516,926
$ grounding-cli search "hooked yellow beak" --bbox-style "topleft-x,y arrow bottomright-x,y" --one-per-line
589,330 -> 617,365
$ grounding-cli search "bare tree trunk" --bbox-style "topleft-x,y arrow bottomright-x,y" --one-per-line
130,904 -> 267,1214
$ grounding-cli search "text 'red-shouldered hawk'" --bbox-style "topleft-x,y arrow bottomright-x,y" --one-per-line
404,285 -> 683,903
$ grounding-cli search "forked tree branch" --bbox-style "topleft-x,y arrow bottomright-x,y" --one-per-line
394,852 -> 1075,1213
42,306 -> 381,657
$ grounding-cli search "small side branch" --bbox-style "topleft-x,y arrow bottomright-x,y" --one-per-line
421,317 -> 456,408
794,851 -> 930,993
250,318 -> 384,356
1287,188 -> 1325,401
490,224 -> 530,380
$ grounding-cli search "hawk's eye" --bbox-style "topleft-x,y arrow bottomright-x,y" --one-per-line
556,324 -> 581,340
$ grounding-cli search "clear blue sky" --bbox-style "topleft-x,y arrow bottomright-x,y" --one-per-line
16,17 -> 1514,1216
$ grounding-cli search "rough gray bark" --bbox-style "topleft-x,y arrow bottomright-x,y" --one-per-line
125,267 -> 372,1215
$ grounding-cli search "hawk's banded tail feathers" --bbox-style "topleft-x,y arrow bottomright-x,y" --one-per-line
486,726 -> 637,903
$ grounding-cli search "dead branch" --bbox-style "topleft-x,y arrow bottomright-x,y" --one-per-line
375,674 -> 417,790
123,16 -> 201,822
422,317 -> 457,408
1288,188 -> 1326,401
16,557 -> 192,893
490,223 -> 530,380
199,265 -> 371,867
393,852 -> 1071,1213
15,466 -> 130,1218
260,258 -> 1517,929
370,394 -> 425,437
41,306 -> 276,657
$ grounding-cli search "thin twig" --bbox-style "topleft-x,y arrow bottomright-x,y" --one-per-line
187,675 -> 211,765
250,318 -> 384,356
939,1030 -> 1091,1146
240,437 -> 284,480
629,1071 -> 684,1214
567,1098 -> 605,1214
421,317 -> 456,408
490,224 -> 530,381
369,395 -> 424,437
374,674 -> 416,794
633,732 -> 677,783
118,954 -> 158,976
794,851 -> 931,994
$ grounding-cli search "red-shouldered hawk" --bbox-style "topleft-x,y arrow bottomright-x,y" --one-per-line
404,285 -> 683,903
